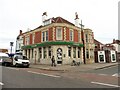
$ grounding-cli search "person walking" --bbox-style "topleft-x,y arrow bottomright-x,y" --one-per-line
51,56 -> 56,67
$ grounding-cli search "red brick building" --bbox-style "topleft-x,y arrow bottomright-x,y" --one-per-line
17,12 -> 95,65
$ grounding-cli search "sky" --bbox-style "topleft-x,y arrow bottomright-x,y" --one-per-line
0,0 -> 119,53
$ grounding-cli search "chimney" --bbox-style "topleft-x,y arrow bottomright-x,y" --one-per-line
113,39 -> 116,43
42,12 -> 47,25
74,12 -> 79,27
20,30 -> 22,35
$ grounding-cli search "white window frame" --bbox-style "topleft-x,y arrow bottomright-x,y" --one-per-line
25,35 -> 29,45
56,27 -> 62,40
70,29 -> 74,41
32,33 -> 35,44
42,30 -> 48,42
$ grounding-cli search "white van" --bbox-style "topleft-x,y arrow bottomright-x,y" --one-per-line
0,53 -> 12,66
12,54 -> 30,68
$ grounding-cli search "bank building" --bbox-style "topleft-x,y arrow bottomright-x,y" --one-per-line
16,12 -> 95,65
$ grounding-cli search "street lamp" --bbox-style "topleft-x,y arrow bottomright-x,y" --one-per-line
34,50 -> 37,65
10,42 -> 14,54
79,20 -> 86,64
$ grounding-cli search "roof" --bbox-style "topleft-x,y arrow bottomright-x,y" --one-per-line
94,39 -> 104,45
51,17 -> 75,26
21,16 -> 75,35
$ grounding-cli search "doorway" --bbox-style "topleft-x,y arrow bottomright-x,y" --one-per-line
57,48 -> 62,64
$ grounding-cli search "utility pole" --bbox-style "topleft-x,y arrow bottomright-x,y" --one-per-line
79,20 -> 86,64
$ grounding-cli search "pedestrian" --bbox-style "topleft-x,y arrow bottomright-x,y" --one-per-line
51,56 -> 56,67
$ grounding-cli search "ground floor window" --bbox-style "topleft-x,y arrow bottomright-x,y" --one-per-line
28,49 -> 30,59
86,49 -> 89,59
68,47 -> 71,57
90,49 -> 94,58
32,49 -> 33,58
78,47 -> 81,58
43,47 -> 47,59
39,48 -> 42,59
112,54 -> 115,61
25,50 -> 27,56
73,47 -> 76,58
48,46 -> 51,58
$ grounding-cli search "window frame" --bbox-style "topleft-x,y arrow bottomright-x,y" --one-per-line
56,27 -> 62,40
70,29 -> 74,41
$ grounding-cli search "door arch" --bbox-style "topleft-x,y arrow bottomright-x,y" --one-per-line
57,48 -> 62,64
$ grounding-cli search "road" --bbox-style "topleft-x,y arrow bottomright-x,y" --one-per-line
0,65 -> 119,89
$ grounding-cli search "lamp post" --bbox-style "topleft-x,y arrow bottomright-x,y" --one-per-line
10,42 -> 14,54
79,20 -> 86,64
34,50 -> 37,65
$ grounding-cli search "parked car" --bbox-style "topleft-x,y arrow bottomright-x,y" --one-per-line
0,53 -> 12,66
12,55 -> 30,68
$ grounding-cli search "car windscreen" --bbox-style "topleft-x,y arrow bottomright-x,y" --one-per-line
16,55 -> 28,60
1,56 -> 10,61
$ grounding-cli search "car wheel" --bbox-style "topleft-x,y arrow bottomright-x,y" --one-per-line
15,63 -> 18,67
4,63 -> 8,67
26,65 -> 29,68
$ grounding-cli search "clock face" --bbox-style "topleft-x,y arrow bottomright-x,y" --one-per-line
57,48 -> 62,59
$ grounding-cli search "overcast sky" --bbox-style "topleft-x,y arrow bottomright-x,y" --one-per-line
0,0 -> 119,53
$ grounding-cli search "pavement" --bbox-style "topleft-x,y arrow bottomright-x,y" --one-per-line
29,62 -> 119,72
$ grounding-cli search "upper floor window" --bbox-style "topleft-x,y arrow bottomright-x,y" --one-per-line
42,32 -> 45,42
85,34 -> 88,43
42,31 -> 48,42
78,32 -> 81,42
46,31 -> 48,41
25,35 -> 29,45
70,29 -> 73,41
56,27 -> 62,40
32,33 -> 35,44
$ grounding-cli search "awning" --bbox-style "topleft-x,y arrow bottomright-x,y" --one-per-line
22,41 -> 83,49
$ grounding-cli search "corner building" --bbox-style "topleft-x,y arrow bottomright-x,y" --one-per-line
21,12 -> 94,65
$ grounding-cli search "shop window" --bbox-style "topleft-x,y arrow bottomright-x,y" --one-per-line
39,48 -> 42,59
90,49 -> 93,58
86,49 -> 89,59
43,47 -> 47,59
73,47 -> 76,58
112,54 -> 115,61
78,47 -> 81,58
48,46 -> 51,58
68,47 -> 71,57
99,55 -> 104,61
32,49 -> 33,58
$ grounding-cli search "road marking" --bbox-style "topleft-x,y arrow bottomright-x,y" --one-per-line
112,73 -> 119,77
28,71 -> 41,74
40,73 -> 61,78
91,81 -> 120,88
99,74 -> 107,76
5,67 -> 19,70
0,82 -> 4,86
28,71 -> 60,78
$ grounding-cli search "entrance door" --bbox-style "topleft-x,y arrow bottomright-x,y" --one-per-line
57,48 -> 62,64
